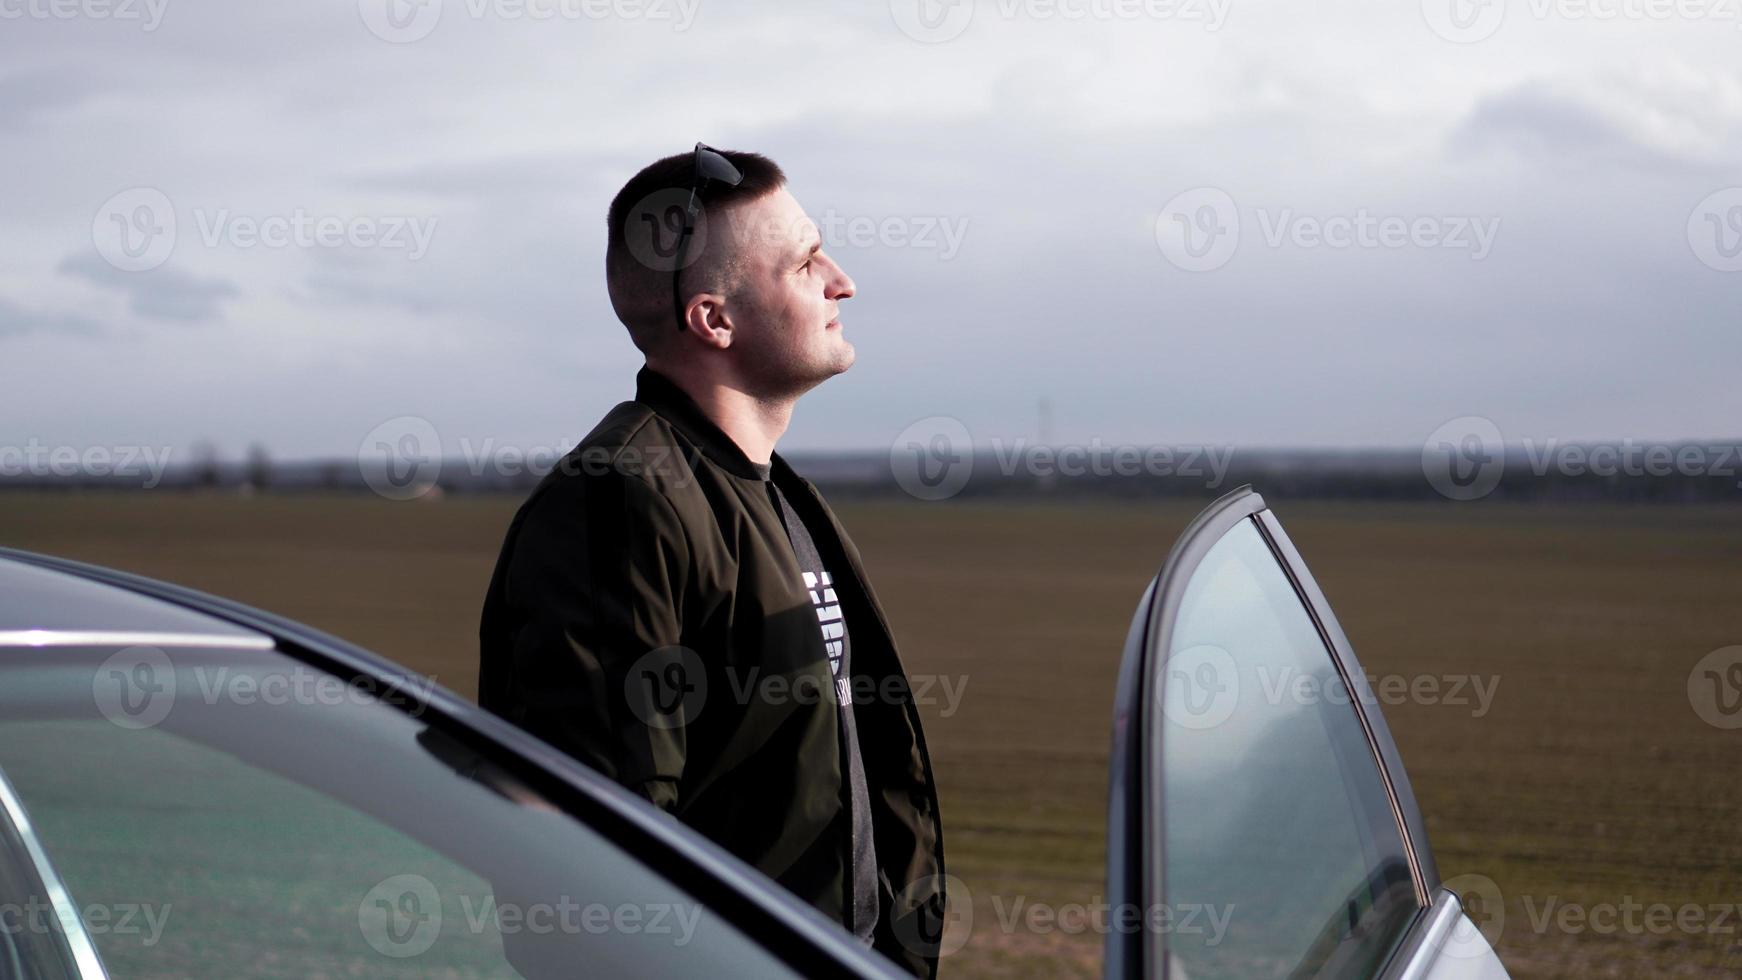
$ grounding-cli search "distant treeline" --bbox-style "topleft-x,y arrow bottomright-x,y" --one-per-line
4,444 -> 1741,504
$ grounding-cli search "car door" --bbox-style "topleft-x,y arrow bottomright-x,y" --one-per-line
1105,487 -> 1509,980
0,550 -> 903,980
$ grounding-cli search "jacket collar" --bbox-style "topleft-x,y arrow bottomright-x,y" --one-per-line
634,365 -> 779,482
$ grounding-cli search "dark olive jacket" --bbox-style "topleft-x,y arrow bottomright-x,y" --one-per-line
478,366 -> 947,977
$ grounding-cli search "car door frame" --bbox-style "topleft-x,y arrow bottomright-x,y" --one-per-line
0,547 -> 905,980
1105,486 -> 1443,980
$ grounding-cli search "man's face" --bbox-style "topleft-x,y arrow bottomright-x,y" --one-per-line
717,187 -> 856,397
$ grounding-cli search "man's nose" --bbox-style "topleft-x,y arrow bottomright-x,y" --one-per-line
829,263 -> 856,300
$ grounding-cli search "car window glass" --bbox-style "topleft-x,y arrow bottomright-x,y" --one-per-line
1157,519 -> 1417,979
0,647 -> 804,980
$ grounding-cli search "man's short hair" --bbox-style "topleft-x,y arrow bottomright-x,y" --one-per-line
605,148 -> 786,350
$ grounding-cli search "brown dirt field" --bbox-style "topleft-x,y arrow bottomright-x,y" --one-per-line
3,491 -> 1739,978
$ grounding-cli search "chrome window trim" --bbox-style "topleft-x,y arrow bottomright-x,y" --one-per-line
0,630 -> 275,650
1253,508 -> 1441,898
0,764 -> 110,979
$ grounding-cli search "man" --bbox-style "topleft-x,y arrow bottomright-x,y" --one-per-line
478,145 -> 947,977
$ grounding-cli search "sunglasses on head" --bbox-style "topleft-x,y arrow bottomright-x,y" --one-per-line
672,142 -> 744,333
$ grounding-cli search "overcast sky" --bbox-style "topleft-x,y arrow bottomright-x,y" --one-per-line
4,0 -> 1740,462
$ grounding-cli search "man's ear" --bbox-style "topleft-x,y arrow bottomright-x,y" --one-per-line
682,293 -> 734,350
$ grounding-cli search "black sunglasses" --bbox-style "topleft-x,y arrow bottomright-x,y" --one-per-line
672,142 -> 744,332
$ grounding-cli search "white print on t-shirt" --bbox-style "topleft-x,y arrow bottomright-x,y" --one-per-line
803,571 -> 850,707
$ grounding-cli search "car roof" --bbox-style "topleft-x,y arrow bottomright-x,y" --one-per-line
0,552 -> 273,649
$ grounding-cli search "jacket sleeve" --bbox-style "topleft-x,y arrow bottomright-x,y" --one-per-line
500,468 -> 692,811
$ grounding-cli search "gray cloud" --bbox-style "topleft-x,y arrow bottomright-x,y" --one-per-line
0,296 -> 101,338
2,1 -> 1740,456
56,252 -> 239,322
0,68 -> 110,129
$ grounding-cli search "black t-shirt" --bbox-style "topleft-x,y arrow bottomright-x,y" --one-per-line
757,463 -> 879,945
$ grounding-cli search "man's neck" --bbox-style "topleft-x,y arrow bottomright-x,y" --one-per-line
654,366 -> 793,466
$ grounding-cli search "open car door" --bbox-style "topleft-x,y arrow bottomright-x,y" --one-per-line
1106,487 -> 1509,980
